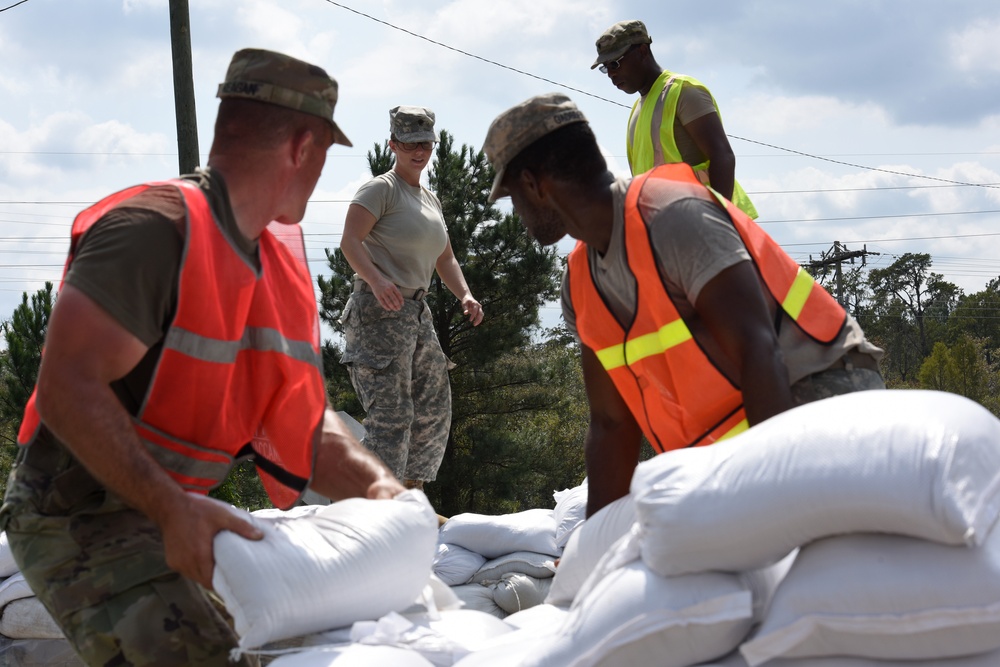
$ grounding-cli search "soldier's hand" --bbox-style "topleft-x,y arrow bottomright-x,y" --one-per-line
159,493 -> 263,590
372,277 -> 403,311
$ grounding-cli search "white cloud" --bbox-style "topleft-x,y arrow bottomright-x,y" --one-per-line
949,17 -> 1000,74
736,93 -> 890,137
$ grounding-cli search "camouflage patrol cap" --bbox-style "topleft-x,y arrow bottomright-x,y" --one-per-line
590,20 -> 652,69
389,106 -> 437,143
482,93 -> 587,202
217,48 -> 352,147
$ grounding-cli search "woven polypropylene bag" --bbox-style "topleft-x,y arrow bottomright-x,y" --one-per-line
212,490 -> 438,651
633,390 -> 1000,576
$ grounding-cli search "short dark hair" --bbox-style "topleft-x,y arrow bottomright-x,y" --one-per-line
503,122 -> 607,190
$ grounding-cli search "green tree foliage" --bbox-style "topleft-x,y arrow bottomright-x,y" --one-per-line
0,283 -> 54,495
918,335 -> 999,414
947,278 -> 1000,362
318,130 -> 569,515
866,253 -> 960,385
209,460 -> 270,511
434,340 -> 588,516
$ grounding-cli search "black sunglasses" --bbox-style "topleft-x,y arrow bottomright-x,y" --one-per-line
396,140 -> 435,152
599,45 -> 640,74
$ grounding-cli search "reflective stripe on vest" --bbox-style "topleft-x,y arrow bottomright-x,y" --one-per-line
568,164 -> 846,452
627,70 -> 758,219
18,180 -> 324,509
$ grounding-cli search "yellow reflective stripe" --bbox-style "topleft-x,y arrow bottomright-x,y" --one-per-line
595,319 -> 692,370
717,418 -> 748,442
782,268 -> 815,320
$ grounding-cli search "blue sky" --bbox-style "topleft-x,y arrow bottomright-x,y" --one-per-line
1,0 -> 999,339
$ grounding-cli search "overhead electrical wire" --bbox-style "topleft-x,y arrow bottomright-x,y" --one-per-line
0,0 -> 30,13
321,0 -> 999,193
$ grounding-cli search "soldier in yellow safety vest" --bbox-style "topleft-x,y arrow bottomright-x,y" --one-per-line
482,94 -> 884,518
591,19 -> 758,219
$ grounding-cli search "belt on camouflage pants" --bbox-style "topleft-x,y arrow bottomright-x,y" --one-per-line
353,280 -> 426,301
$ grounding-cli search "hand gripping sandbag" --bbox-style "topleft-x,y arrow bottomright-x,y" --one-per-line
212,490 -> 439,651
632,389 -> 1000,576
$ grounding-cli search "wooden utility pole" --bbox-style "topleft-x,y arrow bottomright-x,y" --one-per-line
808,241 -> 878,307
169,0 -> 199,174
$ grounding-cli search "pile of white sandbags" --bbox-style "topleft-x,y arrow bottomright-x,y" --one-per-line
454,389 -> 1000,666
433,483 -> 588,618
0,532 -> 83,666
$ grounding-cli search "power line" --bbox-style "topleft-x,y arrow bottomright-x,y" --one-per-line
320,0 -> 626,109
321,1 -> 1000,193
0,0 -> 30,13
760,209 -> 1000,224
730,135 -> 1000,190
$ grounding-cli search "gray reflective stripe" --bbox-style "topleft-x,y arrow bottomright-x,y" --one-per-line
650,76 -> 676,168
164,326 -> 322,369
135,423 -> 234,484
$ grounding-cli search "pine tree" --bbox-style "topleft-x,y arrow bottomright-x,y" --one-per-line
0,283 -> 54,493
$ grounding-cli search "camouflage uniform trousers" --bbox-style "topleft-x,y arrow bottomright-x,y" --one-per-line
789,356 -> 886,406
340,292 -> 451,482
0,445 -> 257,667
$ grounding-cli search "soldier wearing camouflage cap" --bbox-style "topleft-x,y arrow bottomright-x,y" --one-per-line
591,19 -> 758,219
339,105 -> 483,490
0,48 -> 408,666
218,47 -> 353,147
482,93 -> 883,518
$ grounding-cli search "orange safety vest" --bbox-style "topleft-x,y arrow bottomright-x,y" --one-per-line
568,163 -> 846,453
18,180 -> 325,509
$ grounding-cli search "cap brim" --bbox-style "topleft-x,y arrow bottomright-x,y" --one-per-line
488,166 -> 508,202
331,121 -> 352,147
395,130 -> 437,143
590,44 -> 633,70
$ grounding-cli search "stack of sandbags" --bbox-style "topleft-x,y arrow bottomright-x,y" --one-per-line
631,389 -> 1000,666
436,497 -> 578,618
455,389 -> 1000,666
213,489 -> 440,658
0,532 -> 83,666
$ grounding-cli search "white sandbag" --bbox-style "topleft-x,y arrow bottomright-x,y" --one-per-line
492,574 -> 553,615
267,644 -> 434,667
552,481 -> 588,548
451,584 -> 507,619
0,637 -> 85,667
212,490 -> 439,651
503,603 -> 570,632
439,510 -> 560,558
300,576 -> 464,650
0,596 -> 63,640
349,609 -> 513,664
420,609 -> 513,652
545,494 -> 635,606
633,389 -> 1000,576
0,573 -> 35,609
451,632 -> 553,667
520,532 -> 756,667
433,543 -> 486,586
700,646 -> 1000,666
0,533 -> 19,579
740,526 -> 1000,665
470,551 -> 555,584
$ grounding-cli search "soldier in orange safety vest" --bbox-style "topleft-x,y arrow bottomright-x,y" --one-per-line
483,93 -> 884,518
0,50 -> 407,667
